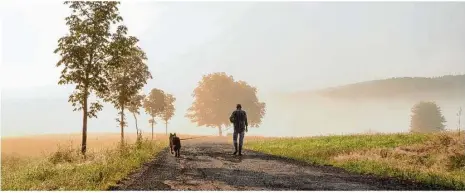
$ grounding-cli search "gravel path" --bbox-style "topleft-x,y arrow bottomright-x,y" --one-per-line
110,139 -> 451,191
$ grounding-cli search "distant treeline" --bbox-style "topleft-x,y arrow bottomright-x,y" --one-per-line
309,75 -> 465,99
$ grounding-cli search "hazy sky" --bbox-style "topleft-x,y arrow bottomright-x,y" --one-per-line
1,1 -> 465,137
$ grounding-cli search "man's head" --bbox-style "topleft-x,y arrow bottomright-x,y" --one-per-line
236,104 -> 242,109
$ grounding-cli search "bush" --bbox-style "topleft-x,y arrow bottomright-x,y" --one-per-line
48,146 -> 79,164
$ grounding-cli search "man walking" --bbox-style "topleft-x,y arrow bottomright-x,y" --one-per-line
229,104 -> 248,156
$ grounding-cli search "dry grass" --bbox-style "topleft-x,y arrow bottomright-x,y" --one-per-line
1,133 -> 171,190
1,132 -> 169,157
332,133 -> 465,189
0,132 -> 262,190
246,132 -> 465,190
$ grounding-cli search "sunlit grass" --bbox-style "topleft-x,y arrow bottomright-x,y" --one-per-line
246,132 -> 465,190
1,138 -> 167,190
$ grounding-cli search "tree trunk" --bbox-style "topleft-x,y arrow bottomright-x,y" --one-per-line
82,51 -> 93,156
165,121 -> 168,135
218,125 -> 223,136
120,107 -> 125,144
133,112 -> 140,141
81,96 -> 88,156
151,117 -> 154,140
133,113 -> 139,132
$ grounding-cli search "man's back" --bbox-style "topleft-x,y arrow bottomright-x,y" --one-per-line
230,104 -> 248,156
231,109 -> 248,132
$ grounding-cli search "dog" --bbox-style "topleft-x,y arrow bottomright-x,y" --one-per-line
169,133 -> 181,157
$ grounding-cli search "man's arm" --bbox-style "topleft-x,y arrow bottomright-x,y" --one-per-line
229,111 -> 235,123
244,111 -> 248,132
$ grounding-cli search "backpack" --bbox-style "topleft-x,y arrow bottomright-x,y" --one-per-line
229,113 -> 235,123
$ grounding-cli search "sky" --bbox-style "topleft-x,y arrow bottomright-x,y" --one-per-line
1,1 -> 465,137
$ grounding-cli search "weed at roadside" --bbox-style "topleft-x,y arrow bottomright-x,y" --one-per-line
1,139 -> 166,190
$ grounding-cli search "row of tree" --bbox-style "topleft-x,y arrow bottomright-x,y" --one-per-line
54,2 -> 156,155
55,2 -> 267,155
126,89 -> 176,143
120,72 -> 268,139
138,89 -> 176,139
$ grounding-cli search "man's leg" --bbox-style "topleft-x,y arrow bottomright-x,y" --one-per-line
238,131 -> 245,155
232,131 -> 238,155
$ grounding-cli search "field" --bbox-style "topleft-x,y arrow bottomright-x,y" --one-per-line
1,132 -> 169,157
4,132 -> 465,190
246,132 -> 465,190
1,133 -> 172,190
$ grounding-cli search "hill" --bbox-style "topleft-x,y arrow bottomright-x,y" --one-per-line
291,75 -> 465,100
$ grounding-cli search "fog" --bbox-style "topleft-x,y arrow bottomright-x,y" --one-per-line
2,87 -> 464,137
2,2 -> 465,137
257,95 -> 465,137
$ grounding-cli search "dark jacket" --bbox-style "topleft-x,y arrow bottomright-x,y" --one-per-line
230,109 -> 248,133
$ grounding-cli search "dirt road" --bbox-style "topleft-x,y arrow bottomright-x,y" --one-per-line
110,138 -> 449,190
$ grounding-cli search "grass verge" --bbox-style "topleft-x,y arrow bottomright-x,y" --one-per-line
1,138 -> 166,190
246,132 -> 465,190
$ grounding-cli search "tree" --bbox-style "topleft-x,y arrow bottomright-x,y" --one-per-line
234,80 -> 266,128
410,101 -> 446,133
143,88 -> 166,139
107,26 -> 152,144
128,93 -> 146,142
148,118 -> 157,138
186,72 -> 266,136
161,93 -> 176,134
54,1 -> 123,155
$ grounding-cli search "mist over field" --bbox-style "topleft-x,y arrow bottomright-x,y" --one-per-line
2,82 -> 464,137
263,96 -> 464,137
2,2 -> 465,138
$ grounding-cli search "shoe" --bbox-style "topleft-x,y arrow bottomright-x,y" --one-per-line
233,151 -> 237,155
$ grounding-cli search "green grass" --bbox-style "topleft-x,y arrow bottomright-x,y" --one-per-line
1,139 -> 167,190
246,132 -> 465,190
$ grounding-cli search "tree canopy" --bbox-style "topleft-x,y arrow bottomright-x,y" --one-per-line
143,88 -> 166,139
161,93 -> 176,134
234,81 -> 266,127
410,101 -> 446,133
186,72 -> 266,136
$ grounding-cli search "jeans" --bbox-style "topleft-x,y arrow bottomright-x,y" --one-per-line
233,131 -> 245,150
